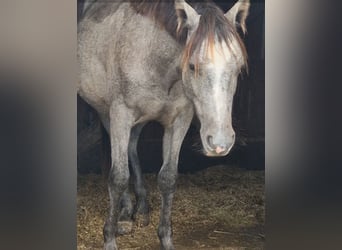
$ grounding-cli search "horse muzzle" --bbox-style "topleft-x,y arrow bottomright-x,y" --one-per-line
203,132 -> 235,157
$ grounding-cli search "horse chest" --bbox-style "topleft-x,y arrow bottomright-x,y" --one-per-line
131,91 -> 190,126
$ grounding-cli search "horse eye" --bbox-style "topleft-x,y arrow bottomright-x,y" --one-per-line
189,63 -> 195,71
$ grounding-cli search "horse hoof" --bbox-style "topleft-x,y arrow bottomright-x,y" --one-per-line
117,220 -> 133,235
103,239 -> 118,250
135,213 -> 150,227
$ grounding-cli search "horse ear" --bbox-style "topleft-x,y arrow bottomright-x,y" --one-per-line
175,0 -> 200,32
225,0 -> 250,34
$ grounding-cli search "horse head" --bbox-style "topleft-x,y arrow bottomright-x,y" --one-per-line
175,0 -> 250,156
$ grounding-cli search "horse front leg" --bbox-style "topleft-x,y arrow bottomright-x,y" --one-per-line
116,189 -> 134,235
103,104 -> 134,250
158,106 -> 194,250
99,115 -> 135,235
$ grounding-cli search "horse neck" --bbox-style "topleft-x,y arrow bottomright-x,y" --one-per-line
146,29 -> 184,89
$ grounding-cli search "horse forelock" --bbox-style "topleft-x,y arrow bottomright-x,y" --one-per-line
129,0 -> 247,75
181,2 -> 248,75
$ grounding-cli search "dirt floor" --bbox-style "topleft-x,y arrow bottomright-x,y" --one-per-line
77,165 -> 265,249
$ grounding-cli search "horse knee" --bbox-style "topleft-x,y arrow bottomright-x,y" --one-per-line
108,167 -> 130,192
158,165 -> 177,193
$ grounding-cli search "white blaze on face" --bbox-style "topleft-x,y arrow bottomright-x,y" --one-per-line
204,38 -> 242,125
211,49 -> 227,125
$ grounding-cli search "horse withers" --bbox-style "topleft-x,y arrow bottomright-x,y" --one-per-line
77,0 -> 250,249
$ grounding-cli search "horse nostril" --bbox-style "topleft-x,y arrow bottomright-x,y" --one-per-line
215,145 -> 227,154
206,135 -> 214,149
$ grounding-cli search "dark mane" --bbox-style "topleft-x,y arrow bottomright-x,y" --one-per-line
130,0 -> 248,73
130,0 -> 188,44
82,1 -> 125,23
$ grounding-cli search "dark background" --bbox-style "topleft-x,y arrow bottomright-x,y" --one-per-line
77,0 -> 265,174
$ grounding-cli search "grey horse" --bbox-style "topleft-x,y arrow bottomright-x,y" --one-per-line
77,0 -> 250,249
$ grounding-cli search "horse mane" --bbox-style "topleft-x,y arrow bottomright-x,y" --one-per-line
130,0 -> 188,44
82,0 -> 125,23
130,0 -> 248,74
